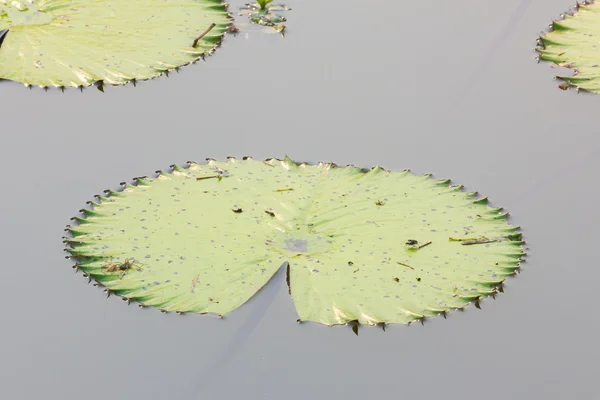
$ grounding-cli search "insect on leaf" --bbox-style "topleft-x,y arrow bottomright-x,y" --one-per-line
65,157 -> 525,327
0,0 -> 230,88
536,1 -> 600,93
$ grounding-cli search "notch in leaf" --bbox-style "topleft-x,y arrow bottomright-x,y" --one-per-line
0,29 -> 8,49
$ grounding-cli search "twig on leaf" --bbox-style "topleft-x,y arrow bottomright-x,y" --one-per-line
418,241 -> 432,249
193,23 -> 216,48
396,262 -> 414,270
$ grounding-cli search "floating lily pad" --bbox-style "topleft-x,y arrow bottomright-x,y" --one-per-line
536,1 -> 600,93
239,2 -> 290,34
64,157 -> 524,327
0,0 -> 231,88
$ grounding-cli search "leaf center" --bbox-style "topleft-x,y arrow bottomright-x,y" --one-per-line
271,231 -> 334,257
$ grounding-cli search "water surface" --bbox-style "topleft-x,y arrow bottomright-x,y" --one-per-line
1,0 -> 598,398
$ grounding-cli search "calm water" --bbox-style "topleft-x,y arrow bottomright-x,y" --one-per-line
1,0 -> 598,398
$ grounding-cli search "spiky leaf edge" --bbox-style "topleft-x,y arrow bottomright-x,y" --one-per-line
535,0 -> 597,93
2,0 -> 234,92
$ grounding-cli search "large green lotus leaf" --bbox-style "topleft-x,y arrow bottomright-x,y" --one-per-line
0,0 -> 230,88
65,157 -> 524,326
537,2 -> 600,93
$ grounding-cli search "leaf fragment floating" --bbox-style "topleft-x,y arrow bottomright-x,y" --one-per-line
239,2 -> 290,35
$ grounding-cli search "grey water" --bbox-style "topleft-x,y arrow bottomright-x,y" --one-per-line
1,0 -> 599,398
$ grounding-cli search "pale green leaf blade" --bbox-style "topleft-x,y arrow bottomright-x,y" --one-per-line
285,166 -> 522,325
0,0 -> 230,88
66,157 -> 524,325
68,159 -> 287,315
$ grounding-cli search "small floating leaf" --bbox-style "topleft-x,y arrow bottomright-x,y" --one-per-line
0,0 -> 230,88
240,2 -> 289,34
65,157 -> 524,327
536,2 -> 600,93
